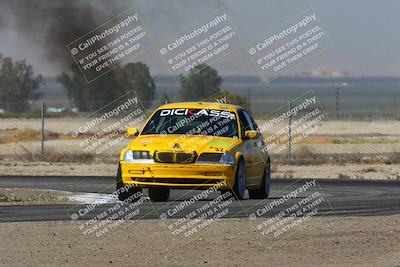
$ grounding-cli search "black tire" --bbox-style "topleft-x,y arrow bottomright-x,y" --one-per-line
222,158 -> 246,200
148,187 -> 170,202
116,164 -> 142,202
248,159 -> 271,199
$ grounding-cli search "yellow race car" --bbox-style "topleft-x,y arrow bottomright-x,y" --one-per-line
117,102 -> 271,202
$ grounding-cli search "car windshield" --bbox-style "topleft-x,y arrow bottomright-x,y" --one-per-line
141,108 -> 239,138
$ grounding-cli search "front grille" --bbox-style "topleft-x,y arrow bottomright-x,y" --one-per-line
197,153 -> 222,162
154,151 -> 197,164
134,178 -> 220,185
155,152 -> 174,163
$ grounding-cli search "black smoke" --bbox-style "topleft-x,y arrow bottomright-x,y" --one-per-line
0,0 -> 122,71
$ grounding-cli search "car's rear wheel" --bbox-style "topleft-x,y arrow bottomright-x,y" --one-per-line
148,187 -> 170,202
248,159 -> 271,199
116,164 -> 142,202
222,158 -> 246,200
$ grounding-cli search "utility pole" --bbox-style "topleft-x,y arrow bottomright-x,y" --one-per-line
40,100 -> 45,161
288,100 -> 292,163
335,87 -> 340,120
247,88 -> 251,110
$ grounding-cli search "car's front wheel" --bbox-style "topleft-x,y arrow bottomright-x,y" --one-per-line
148,187 -> 170,202
223,158 -> 246,200
116,164 -> 142,202
249,159 -> 271,199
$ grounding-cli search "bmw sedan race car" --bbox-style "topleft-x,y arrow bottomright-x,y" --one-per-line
116,102 -> 271,202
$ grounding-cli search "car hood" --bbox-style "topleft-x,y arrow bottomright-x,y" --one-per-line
128,134 -> 241,153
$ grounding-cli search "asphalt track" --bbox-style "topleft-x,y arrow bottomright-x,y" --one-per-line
0,176 -> 399,222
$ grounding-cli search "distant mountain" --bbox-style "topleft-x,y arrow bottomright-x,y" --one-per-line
38,75 -> 400,106
153,74 -> 400,85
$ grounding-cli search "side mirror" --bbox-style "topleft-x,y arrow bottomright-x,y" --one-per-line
245,130 -> 260,140
127,127 -> 139,137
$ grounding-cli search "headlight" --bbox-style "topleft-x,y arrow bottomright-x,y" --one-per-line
123,150 -> 153,163
219,152 -> 235,165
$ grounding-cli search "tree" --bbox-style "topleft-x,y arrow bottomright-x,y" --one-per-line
122,62 -> 155,108
159,92 -> 170,105
223,91 -> 251,113
57,64 -> 88,111
58,62 -> 155,111
180,64 -> 222,101
178,64 -> 251,111
0,54 -> 42,112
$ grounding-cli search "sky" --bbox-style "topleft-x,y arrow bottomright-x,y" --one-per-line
0,0 -> 399,77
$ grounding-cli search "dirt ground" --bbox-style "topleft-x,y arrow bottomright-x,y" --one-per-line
275,164 -> 400,180
0,161 -> 399,180
1,120 -> 400,159
0,216 -> 399,267
1,119 -> 400,180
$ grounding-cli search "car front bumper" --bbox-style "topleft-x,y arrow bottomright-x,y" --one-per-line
120,161 -> 236,189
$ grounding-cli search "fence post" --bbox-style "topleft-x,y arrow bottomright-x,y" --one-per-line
41,100 -> 45,161
288,100 -> 292,163
335,87 -> 340,120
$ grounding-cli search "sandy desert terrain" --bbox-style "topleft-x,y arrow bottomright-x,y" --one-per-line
0,216 -> 399,267
1,119 -> 400,179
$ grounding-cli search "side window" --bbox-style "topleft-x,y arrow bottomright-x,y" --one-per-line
246,111 -> 260,132
242,110 -> 256,130
238,109 -> 253,139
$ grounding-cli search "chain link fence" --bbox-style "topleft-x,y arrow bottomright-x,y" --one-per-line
0,98 -> 156,162
1,95 -> 399,164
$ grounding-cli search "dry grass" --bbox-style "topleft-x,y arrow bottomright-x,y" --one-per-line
289,149 -> 400,166
43,149 -> 95,163
270,164 -> 278,173
15,145 -> 95,163
266,134 -> 400,145
0,189 -> 69,205
384,152 -> 400,165
361,167 -> 378,173
0,128 -> 39,143
300,136 -> 333,144
338,173 -> 351,179
0,128 -> 76,144
0,128 -> 119,144
293,146 -> 319,165
9,144 -> 400,166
